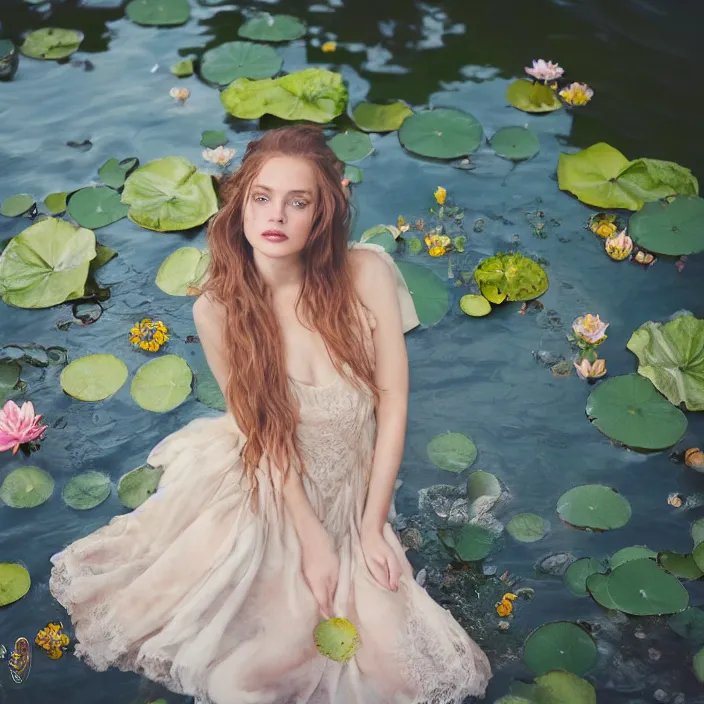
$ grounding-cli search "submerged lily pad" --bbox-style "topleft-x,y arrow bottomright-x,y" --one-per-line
121,156 -> 218,232
426,432 -> 477,473
467,470 -> 502,507
314,618 -> 360,662
0,467 -> 54,508
359,226 -> 397,254
490,126 -> 540,161
0,218 -> 96,308
1,193 -> 35,217
474,252 -> 548,304
565,558 -> 607,596
60,353 -> 128,401
200,41 -> 282,86
658,552 -> 704,580
626,314 -> 704,412
238,13 -> 306,42
507,513 -> 546,543
193,355 -> 226,411
126,0 -> 190,26
130,355 -> 192,412
328,130 -> 373,163
399,108 -> 483,159
669,608 -> 704,644
395,261 -> 449,326
67,186 -> 129,229
556,484 -> 631,531
98,157 -> 139,190
117,464 -> 161,509
20,28 -> 84,60
352,101 -> 413,132
439,523 -> 494,562
533,671 -> 596,704
506,79 -> 562,113
585,374 -> 688,449
0,361 -> 22,404
628,196 -> 704,255
62,472 -> 111,510
523,622 -> 597,676
459,294 -> 491,317
156,247 -> 210,296
0,563 -> 31,606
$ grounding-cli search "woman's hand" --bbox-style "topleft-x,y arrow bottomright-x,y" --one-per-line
361,524 -> 402,591
300,522 -> 340,619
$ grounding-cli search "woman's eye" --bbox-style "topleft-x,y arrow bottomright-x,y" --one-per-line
291,199 -> 308,209
253,194 -> 268,203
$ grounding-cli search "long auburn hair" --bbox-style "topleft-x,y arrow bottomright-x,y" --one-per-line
203,125 -> 379,504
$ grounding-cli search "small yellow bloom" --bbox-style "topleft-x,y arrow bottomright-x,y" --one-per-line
397,215 -> 411,233
605,230 -> 633,261
668,493 -> 684,508
634,250 -> 656,266
559,82 -> 594,106
169,86 -> 190,103
130,318 -> 169,352
589,213 -> 618,238
495,593 -> 518,617
434,186 -> 447,205
35,622 -> 70,659
321,41 -> 337,53
428,246 -> 447,257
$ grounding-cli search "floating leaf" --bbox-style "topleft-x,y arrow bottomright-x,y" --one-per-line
565,558 -> 607,596
440,524 -> 494,562
1,193 -> 35,217
91,244 -> 118,273
60,353 -> 128,402
0,467 -> 54,508
658,552 -> 704,580
426,432 -> 477,473
62,472 -> 111,510
490,126 -> 540,161
121,156 -> 218,232
0,361 -> 21,404
359,227 -> 397,254
585,374 -> 688,449
328,130 -> 373,163
459,294 -> 491,317
616,157 -> 698,204
695,647 -> 704,683
692,519 -> 704,546
0,218 -> 96,308
669,608 -> 704,644
395,261 -> 449,326
130,355 -> 192,412
586,572 -> 619,610
171,58 -> 193,77
200,130 -> 229,149
556,484 -> 631,531
506,79 -> 562,113
67,186 -> 129,229
221,68 -> 347,124
194,363 -> 226,411
314,618 -> 360,662
44,192 -> 68,214
156,247 -> 210,296
98,157 -> 139,190
474,252 -> 548,304
200,41 -> 282,86
238,13 -> 306,42
126,0 -> 190,26
628,196 -> 704,256
351,101 -> 413,132
0,563 -> 31,607
533,671 -> 596,704
398,108 -> 483,159
20,28 -> 83,60
626,314 -> 704,412
467,470 -> 502,507
608,557 -> 689,615
495,698 -> 532,704
117,464 -> 161,509
343,164 -> 363,184
523,622 -> 597,676
507,513 -> 546,543
693,542 -> 704,572
610,545 -> 656,569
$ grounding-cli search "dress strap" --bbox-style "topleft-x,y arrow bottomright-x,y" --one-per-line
348,241 -> 420,334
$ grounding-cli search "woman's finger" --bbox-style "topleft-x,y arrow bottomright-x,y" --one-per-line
387,553 -> 403,591
368,556 -> 391,589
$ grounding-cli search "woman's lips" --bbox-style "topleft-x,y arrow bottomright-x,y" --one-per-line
262,230 -> 288,242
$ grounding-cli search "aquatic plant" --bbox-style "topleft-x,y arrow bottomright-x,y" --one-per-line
202,146 -> 237,167
314,618 -> 360,662
604,231 -> 633,261
130,318 -> 169,352
35,622 -> 70,660
524,59 -> 564,82
559,82 -> 593,106
169,86 -> 190,102
573,357 -> 607,381
571,314 -> 609,346
321,41 -> 337,53
0,400 -> 47,454
473,252 -> 549,304
495,593 -> 517,616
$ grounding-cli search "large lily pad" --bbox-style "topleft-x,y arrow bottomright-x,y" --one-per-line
126,0 -> 190,26
121,156 -> 218,232
117,464 -> 161,509
474,252 -> 548,304
67,186 -> 129,229
221,68 -> 347,123
533,671 -> 596,704
0,563 -> 31,606
565,558 -> 607,596
130,355 -> 192,412
20,28 -> 83,60
352,101 -> 413,132
426,432 -> 477,473
328,130 -> 373,163
490,126 -> 540,161
585,374 -> 688,449
610,545 -> 656,568
506,79 -> 562,113
556,484 -> 631,531
523,622 -> 597,676
439,523 -> 494,562
395,261 -> 449,326
507,513 -> 546,543
238,13 -> 306,42
399,109 -> 483,159
585,572 -> 619,610
617,157 -> 698,204
629,196 -> 704,256
61,353 -> 128,401
0,466 -> 54,508
0,217 -> 96,308
62,471 -> 111,510
626,314 -> 704,411
156,247 -> 210,296
200,41 -> 282,86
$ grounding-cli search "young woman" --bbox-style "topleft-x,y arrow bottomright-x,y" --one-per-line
49,125 -> 491,703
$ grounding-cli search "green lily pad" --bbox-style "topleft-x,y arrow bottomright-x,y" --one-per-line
668,608 -> 704,644
238,13 -> 306,42
0,361 -> 21,404
523,622 -> 597,676
0,563 -> 31,607
0,467 -> 54,508
467,470 -> 502,507
585,374 -> 688,449
459,294 -> 491,317
626,314 -> 704,412
586,572 -> 619,610
617,157 -> 698,204
629,196 -> 704,256
67,186 -> 129,229
171,58 -> 193,77
395,261 -> 449,326
610,545 -> 656,568
608,557 -> 689,615
20,28 -> 84,60
495,698 -> 532,704
91,244 -> 118,273
62,471 -> 111,510
200,41 -> 282,86
221,68 -> 347,124
398,108 -> 483,159
343,164 -> 363,184
117,464 -> 161,509
194,360 -> 226,411
693,542 -> 704,572
314,618 -> 360,662
556,484 -> 631,531
351,101 -> 413,132
98,157 -> 139,190
44,192 -> 68,214
692,518 -> 704,546
695,647 -> 704,683
426,431 -> 477,473
200,130 -> 229,149
126,0 -> 190,26
474,252 -> 548,304
61,353 -> 128,402
328,130 -> 373,163
658,552 -> 704,580
490,126 -> 540,161
121,156 -> 218,232
0,217 -> 96,309
156,247 -> 210,296
507,513 -> 546,543
359,227 -> 397,254
439,523 -> 494,562
130,355 -> 192,412
506,79 -> 562,113
1,193 -> 35,217
565,558 -> 607,596
533,671 -> 596,704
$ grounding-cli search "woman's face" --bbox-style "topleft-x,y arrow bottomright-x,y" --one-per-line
243,155 -> 319,259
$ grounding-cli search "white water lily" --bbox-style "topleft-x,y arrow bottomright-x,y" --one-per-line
202,146 -> 237,167
525,59 -> 564,82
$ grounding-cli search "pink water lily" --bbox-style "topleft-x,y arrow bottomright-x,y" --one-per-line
574,357 -> 607,381
572,314 -> 609,345
525,59 -> 564,82
0,400 -> 48,454
605,230 -> 633,261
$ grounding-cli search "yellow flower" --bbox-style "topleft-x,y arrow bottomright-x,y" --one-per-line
573,357 -> 607,380
434,186 -> 447,205
130,318 -> 170,352
169,86 -> 190,103
35,622 -> 70,659
559,82 -> 594,106
428,246 -> 447,257
604,230 -> 633,261
321,41 -> 337,53
397,215 -> 411,233
589,213 -> 618,238
495,593 -> 518,617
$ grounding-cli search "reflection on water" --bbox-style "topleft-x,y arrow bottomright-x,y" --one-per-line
1,0 -> 703,702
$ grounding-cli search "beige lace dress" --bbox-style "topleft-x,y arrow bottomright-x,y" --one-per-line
49,243 -> 492,704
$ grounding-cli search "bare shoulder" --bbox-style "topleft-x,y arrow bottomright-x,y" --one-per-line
348,247 -> 396,307
192,292 -> 226,336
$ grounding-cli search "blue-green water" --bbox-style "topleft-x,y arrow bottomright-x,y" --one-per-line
1,1 -> 704,702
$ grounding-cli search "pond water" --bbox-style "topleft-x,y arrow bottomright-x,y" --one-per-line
1,0 -> 704,703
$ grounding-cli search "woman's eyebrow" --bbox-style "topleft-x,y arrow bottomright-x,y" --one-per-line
252,184 -> 314,196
